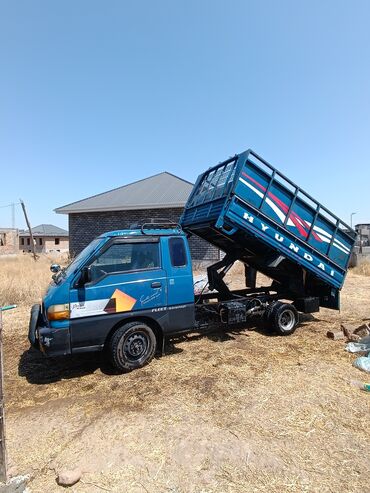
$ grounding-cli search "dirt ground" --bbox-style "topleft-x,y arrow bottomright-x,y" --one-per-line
2,267 -> 370,492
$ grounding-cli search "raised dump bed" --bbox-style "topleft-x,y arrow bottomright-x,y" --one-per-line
180,149 -> 356,309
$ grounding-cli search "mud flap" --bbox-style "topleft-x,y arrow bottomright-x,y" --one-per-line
28,304 -> 41,348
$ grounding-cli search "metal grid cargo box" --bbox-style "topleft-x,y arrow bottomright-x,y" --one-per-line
180,150 -> 356,308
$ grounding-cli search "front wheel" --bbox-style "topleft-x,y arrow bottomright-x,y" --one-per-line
269,303 -> 299,336
109,321 -> 157,372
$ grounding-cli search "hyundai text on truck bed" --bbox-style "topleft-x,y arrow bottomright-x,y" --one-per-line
29,149 -> 356,371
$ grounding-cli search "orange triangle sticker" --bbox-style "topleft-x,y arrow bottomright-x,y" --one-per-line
112,289 -> 136,312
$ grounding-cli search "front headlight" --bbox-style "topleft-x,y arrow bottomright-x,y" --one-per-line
47,304 -> 70,321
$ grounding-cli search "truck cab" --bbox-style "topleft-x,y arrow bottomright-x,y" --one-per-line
29,225 -> 195,371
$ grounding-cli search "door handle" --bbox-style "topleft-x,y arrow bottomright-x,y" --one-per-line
151,282 -> 162,288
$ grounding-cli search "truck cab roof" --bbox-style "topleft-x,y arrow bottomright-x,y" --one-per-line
100,228 -> 185,238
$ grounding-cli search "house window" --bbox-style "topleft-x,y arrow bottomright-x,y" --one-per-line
21,238 -> 24,245
55,238 -> 60,245
39,238 -> 43,246
27,238 -> 30,245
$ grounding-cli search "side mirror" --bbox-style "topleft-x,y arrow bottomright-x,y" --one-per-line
81,265 -> 92,285
50,264 -> 61,273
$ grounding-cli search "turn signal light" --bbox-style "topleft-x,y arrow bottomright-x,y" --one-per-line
47,304 -> 70,321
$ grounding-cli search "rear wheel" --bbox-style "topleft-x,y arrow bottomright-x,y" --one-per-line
264,301 -> 280,324
269,302 -> 299,336
109,321 -> 157,372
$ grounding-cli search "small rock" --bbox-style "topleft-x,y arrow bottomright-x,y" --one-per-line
57,468 -> 82,487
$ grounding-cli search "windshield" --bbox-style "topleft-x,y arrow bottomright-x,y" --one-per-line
63,238 -> 104,278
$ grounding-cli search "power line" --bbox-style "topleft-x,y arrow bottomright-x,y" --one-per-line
0,202 -> 20,209
0,202 -> 20,229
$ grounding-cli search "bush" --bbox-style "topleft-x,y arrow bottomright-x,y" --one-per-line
0,254 -> 65,306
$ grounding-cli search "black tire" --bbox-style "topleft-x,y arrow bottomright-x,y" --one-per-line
264,301 -> 282,323
270,303 -> 299,335
109,321 -> 157,372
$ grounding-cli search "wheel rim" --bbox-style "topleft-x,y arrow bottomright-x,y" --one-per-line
123,331 -> 149,362
278,309 -> 295,331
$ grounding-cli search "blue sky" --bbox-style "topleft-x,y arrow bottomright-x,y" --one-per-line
1,0 -> 369,230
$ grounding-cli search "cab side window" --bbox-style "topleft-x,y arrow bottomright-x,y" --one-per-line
89,242 -> 160,281
169,238 -> 187,267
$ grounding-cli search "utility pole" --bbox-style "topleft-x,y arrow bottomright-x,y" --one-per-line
0,308 -> 6,484
0,305 -> 16,483
10,204 -> 15,230
350,212 -> 357,229
19,199 -> 37,261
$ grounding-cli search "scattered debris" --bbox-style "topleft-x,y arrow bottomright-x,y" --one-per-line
193,275 -> 211,295
0,475 -> 30,493
341,323 -> 356,339
352,323 -> 370,338
345,335 -> 370,353
339,322 -> 370,342
348,333 -> 361,342
353,355 -> 370,374
193,275 -> 231,295
327,330 -> 344,340
57,468 -> 82,487
351,380 -> 370,392
344,330 -> 370,373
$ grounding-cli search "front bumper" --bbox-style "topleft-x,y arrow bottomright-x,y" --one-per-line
28,304 -> 71,357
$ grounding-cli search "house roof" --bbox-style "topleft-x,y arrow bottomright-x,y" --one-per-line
19,224 -> 69,237
55,172 -> 194,214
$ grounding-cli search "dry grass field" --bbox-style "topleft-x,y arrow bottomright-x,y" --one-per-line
1,255 -> 370,492
352,260 -> 370,277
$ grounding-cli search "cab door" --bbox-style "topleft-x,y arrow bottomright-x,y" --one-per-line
162,236 -> 195,333
69,237 -> 167,350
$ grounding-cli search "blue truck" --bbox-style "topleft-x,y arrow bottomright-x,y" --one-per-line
29,149 -> 356,371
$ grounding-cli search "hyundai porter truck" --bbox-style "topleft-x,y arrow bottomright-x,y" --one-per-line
29,149 -> 356,371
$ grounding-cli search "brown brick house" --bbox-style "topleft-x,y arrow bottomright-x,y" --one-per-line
55,172 -> 220,261
19,224 -> 69,254
0,228 -> 18,255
